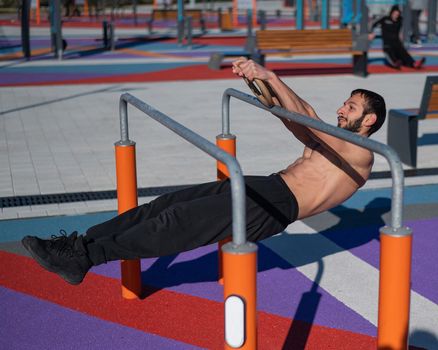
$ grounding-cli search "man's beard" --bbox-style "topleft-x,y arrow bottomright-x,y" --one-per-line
338,114 -> 366,133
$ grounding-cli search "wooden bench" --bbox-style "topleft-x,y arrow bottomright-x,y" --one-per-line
147,9 -> 206,34
387,76 -> 438,167
254,28 -> 368,77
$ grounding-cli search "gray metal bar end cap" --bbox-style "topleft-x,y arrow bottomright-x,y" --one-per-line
380,225 -> 412,237
114,140 -> 136,147
216,133 -> 236,140
222,241 -> 258,254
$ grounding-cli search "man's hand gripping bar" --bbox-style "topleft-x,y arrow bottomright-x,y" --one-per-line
243,77 -> 276,108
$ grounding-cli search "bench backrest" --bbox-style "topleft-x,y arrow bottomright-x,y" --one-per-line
152,9 -> 203,20
255,29 -> 353,51
418,76 -> 438,119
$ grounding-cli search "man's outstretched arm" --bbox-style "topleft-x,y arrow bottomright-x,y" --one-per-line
232,57 -> 320,147
232,58 -> 347,153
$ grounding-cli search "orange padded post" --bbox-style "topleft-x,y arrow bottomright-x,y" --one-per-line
115,142 -> 142,299
216,134 -> 236,180
377,230 -> 412,350
223,245 -> 257,350
216,134 -> 236,285
251,0 -> 257,27
83,0 -> 89,17
232,0 -> 238,26
35,0 -> 40,25
220,11 -> 233,31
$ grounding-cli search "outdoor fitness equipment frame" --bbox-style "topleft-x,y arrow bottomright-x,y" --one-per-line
221,87 -> 412,349
115,93 -> 256,349
115,88 -> 412,349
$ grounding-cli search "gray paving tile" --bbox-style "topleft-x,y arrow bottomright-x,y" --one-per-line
0,212 -> 19,220
13,186 -> 41,196
18,210 -> 49,219
0,189 -> 14,197
38,185 -> 66,195
85,199 -> 118,209
46,208 -> 78,216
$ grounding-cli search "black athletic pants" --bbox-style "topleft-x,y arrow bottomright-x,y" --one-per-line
384,42 -> 415,67
84,174 -> 298,265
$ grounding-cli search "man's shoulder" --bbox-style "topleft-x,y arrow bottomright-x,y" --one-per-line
344,142 -> 374,167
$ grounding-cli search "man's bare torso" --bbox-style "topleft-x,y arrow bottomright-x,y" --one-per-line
279,142 -> 373,220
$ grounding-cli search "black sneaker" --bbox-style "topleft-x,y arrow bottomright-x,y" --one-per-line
21,230 -> 92,285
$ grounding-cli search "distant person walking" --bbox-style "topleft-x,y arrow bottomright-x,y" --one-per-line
369,5 -> 426,69
409,0 -> 428,45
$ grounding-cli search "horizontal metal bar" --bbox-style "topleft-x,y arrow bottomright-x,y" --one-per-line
120,93 -> 247,246
222,88 -> 405,230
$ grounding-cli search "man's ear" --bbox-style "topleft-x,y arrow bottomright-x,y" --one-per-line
363,113 -> 377,127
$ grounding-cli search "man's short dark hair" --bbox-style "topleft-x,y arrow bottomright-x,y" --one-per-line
351,89 -> 386,136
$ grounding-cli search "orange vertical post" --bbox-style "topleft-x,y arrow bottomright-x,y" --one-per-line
216,134 -> 236,285
36,0 -> 40,24
115,141 -> 142,299
377,228 -> 412,350
220,10 -> 233,31
252,0 -> 257,27
223,243 -> 257,350
83,0 -> 89,17
232,0 -> 238,26
216,134 -> 236,179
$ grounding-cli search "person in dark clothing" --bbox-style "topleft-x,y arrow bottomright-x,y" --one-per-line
21,58 -> 387,286
369,5 -> 425,69
409,0 -> 428,45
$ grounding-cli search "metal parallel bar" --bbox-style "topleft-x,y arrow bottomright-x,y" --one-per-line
119,97 -> 129,143
221,88 -> 405,230
119,93 -> 247,246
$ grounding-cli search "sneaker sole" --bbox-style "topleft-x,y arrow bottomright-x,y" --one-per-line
21,237 -> 83,285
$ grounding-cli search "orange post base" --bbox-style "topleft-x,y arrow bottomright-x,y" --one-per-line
121,259 -> 142,299
377,232 -> 412,350
223,247 -> 257,350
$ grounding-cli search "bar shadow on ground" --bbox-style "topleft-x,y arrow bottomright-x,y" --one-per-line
418,133 -> 438,146
140,198 -> 390,298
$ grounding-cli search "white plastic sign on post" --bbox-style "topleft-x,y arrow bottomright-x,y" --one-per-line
225,295 -> 245,348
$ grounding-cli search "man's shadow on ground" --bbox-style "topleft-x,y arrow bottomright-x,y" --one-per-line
140,196 -> 435,349
140,197 -> 390,294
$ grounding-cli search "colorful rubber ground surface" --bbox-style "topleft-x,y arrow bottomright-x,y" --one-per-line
2,17 -> 438,86
1,184 -> 438,349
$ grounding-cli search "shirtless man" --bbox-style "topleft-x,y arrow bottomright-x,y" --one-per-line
22,58 -> 386,286
233,58 -> 385,219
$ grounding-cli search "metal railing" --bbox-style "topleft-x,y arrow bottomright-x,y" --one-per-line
221,88 -> 406,231
221,87 -> 413,349
119,92 -> 247,246
118,93 -> 258,349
